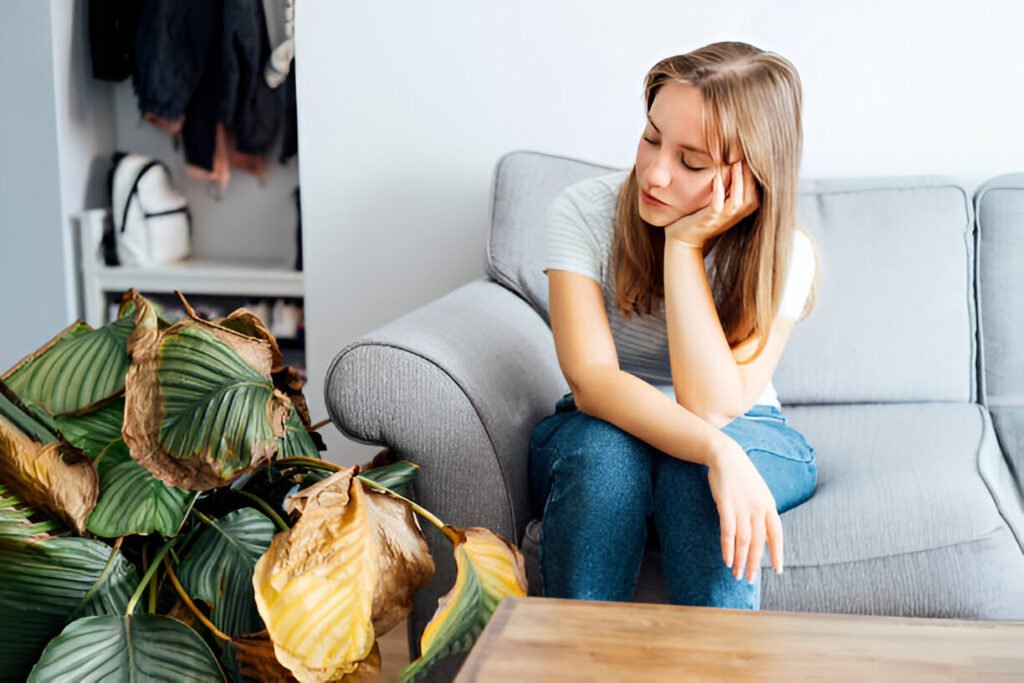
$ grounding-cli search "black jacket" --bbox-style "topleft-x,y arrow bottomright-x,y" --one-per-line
91,0 -> 293,171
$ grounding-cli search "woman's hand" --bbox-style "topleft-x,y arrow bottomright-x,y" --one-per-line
664,159 -> 761,249
706,434 -> 784,581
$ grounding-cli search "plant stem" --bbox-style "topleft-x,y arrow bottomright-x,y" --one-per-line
275,456 -> 340,471
192,508 -> 216,527
356,475 -> 445,530
125,537 -> 178,615
236,490 -> 288,532
90,438 -> 118,469
163,556 -> 230,642
148,551 -> 158,613
139,542 -> 158,614
309,417 -> 332,431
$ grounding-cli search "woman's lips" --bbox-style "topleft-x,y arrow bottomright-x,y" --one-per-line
641,189 -> 668,206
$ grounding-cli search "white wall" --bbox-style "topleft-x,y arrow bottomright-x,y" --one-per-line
302,1 -> 1021,465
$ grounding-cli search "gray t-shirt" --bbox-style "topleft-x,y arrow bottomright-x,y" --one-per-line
543,168 -> 815,410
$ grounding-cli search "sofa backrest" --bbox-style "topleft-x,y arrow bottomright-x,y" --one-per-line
974,173 -> 1024,477
485,150 -> 978,405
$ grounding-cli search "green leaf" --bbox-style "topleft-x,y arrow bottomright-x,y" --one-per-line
85,441 -> 194,538
178,508 -> 275,637
0,536 -> 137,681
277,409 -> 321,459
158,326 -> 275,470
358,460 -> 420,496
0,484 -> 66,538
27,614 -> 223,682
4,317 -> 132,415
0,382 -> 59,444
55,396 -> 125,459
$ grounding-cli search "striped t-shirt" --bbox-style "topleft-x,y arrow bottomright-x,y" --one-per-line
543,168 -> 815,410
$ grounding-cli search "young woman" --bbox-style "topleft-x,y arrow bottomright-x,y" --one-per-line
528,41 -> 822,610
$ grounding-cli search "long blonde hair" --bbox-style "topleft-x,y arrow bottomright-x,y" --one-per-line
612,41 -> 821,364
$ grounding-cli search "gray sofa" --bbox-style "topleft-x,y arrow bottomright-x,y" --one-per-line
325,151 -> 1024,677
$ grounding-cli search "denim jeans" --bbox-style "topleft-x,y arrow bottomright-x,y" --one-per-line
528,391 -> 818,610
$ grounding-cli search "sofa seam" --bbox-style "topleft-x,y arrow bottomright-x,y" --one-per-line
328,336 -> 520,541
775,526 -> 1014,570
974,403 -> 1024,553
523,518 -> 1010,571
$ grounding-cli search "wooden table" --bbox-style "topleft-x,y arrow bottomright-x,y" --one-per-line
455,596 -> 1024,681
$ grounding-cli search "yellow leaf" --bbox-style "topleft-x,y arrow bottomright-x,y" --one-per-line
252,468 -> 379,682
402,526 -> 527,682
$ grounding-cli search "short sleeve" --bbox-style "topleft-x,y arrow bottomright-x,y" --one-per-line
778,229 -> 815,321
543,189 -> 604,283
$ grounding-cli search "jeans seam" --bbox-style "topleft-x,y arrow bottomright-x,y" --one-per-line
747,446 -> 815,464
537,443 -> 563,598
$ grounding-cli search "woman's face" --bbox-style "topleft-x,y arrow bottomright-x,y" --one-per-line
635,81 -> 741,227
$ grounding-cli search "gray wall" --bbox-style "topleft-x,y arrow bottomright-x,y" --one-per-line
294,1 -> 1024,466
0,2 -> 76,371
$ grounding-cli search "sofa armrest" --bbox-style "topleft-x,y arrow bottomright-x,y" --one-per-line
324,276 -> 567,544
325,277 -> 567,668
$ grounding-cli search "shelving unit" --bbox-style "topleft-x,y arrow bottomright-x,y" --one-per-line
75,208 -> 307,371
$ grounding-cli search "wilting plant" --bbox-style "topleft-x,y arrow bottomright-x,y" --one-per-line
0,289 -> 527,682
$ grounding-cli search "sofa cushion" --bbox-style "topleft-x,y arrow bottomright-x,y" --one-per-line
521,402 -> 1024,614
487,151 -> 977,404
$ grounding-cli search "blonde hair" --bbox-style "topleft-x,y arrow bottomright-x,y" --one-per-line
612,41 -> 821,364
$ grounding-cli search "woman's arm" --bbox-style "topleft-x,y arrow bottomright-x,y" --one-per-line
662,238 -> 745,426
574,363 -> 734,467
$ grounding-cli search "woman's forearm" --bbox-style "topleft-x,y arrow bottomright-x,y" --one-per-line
574,365 -> 732,466
663,239 -> 745,423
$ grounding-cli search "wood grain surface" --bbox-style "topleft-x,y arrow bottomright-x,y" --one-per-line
455,596 -> 1024,681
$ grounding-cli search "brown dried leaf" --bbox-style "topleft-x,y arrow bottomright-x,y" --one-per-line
214,307 -> 283,371
364,487 -> 435,636
232,629 -> 300,682
123,290 -> 289,490
178,295 -> 275,376
0,416 -> 98,535
232,630 -> 380,683
271,365 -> 312,427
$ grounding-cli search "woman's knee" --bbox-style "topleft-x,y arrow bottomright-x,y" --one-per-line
546,415 -> 655,506
555,415 -> 655,473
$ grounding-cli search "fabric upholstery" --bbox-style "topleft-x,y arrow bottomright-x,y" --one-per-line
324,151 -> 1024,677
488,151 -> 977,404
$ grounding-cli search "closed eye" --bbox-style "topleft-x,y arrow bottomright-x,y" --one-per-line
642,137 -> 705,172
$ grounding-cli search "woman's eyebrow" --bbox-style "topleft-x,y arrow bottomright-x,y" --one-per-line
646,113 -> 710,155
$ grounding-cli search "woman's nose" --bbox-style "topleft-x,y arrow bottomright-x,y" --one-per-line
645,156 -> 672,189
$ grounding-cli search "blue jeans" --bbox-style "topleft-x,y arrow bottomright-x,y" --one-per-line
528,391 -> 818,610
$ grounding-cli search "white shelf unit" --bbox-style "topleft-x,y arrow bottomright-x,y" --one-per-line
76,208 -> 305,328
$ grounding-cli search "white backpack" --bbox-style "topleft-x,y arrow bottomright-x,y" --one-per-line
110,154 -> 191,267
